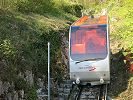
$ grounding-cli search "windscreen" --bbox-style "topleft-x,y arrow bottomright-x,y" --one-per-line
70,25 -> 107,61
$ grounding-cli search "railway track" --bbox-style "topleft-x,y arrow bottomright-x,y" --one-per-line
57,80 -> 109,100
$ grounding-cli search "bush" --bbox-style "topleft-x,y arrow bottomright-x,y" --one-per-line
14,78 -> 37,100
62,4 -> 83,17
17,0 -> 58,14
14,78 -> 28,90
26,86 -> 37,100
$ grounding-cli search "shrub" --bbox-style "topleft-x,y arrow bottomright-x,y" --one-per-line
62,4 -> 83,17
14,78 -> 28,90
25,86 -> 37,100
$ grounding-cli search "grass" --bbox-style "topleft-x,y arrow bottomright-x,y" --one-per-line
0,1 -> 78,98
104,0 -> 133,99
109,0 -> 133,52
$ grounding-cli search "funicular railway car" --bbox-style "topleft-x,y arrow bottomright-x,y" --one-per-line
68,15 -> 110,100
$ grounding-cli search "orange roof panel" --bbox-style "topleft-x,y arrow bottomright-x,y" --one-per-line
72,15 -> 107,26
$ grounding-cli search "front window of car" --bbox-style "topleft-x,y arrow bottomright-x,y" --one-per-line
70,25 -> 107,61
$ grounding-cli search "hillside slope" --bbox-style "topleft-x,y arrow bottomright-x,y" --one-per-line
0,0 -> 80,99
107,0 -> 133,99
0,0 -> 133,99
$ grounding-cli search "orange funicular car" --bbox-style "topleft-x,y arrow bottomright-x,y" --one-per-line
68,15 -> 110,99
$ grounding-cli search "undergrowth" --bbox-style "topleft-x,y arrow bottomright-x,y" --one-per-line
0,0 -> 79,99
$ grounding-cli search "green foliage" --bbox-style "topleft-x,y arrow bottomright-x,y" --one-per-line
61,3 -> 83,17
14,78 -> 37,100
108,0 -> 133,52
25,86 -> 37,100
0,39 -> 16,59
14,78 -> 28,90
17,0 -> 54,13
0,7 -> 69,76
0,0 -> 17,10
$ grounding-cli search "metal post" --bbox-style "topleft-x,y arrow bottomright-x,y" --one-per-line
48,42 -> 50,100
